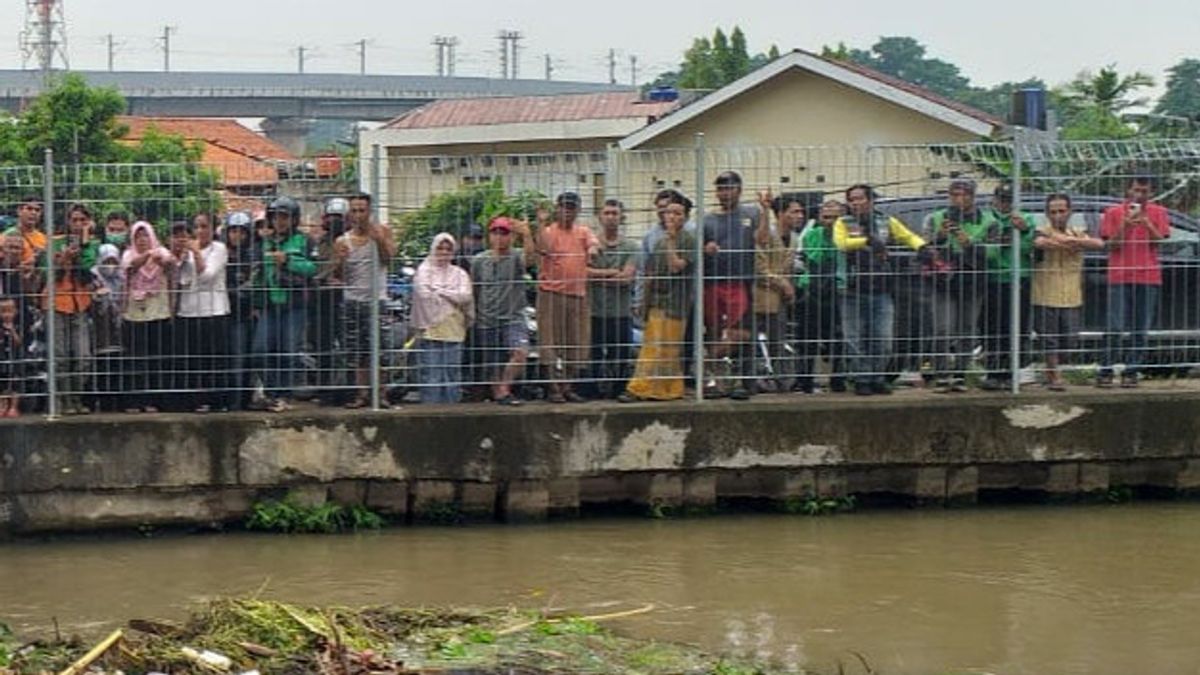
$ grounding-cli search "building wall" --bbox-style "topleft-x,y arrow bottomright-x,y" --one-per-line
381,138 -> 615,217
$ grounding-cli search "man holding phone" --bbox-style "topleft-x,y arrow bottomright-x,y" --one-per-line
1097,175 -> 1169,388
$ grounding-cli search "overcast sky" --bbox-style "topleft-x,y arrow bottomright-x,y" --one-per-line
1,0 -> 1196,92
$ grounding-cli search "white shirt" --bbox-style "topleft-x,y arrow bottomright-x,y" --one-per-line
177,241 -> 230,317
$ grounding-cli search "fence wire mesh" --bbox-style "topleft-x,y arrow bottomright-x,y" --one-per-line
1,138 -> 1198,416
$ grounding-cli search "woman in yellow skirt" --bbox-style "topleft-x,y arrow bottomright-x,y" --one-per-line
620,191 -> 696,402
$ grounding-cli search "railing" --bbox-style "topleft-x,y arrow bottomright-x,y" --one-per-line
0,138 -> 1197,417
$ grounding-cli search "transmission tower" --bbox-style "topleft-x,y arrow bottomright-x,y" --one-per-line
497,30 -> 522,79
433,36 -> 458,77
20,0 -> 70,88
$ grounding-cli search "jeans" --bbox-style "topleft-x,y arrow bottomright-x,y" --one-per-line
52,311 -> 93,408
930,286 -> 982,380
840,291 -> 894,386
252,304 -> 306,399
419,339 -> 463,404
587,315 -> 632,398
227,311 -> 256,410
983,281 -> 1030,381
1101,284 -> 1159,376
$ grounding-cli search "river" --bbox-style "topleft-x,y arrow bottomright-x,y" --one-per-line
2,504 -> 1199,674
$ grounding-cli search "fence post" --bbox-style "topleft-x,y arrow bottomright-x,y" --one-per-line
1009,140 -> 1024,394
369,144 -> 383,410
43,149 -> 58,419
692,133 -> 706,402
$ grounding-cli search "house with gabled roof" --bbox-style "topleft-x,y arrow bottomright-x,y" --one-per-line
361,50 -> 1004,221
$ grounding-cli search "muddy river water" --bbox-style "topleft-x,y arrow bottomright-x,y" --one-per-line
2,504 -> 1199,674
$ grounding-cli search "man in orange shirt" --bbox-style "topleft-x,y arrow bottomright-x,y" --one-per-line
12,196 -> 47,265
532,191 -> 600,403
40,205 -> 96,414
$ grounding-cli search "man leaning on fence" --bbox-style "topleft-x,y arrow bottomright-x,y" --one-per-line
532,191 -> 599,404
471,217 -> 534,406
1032,193 -> 1104,391
702,171 -> 770,400
586,199 -> 637,399
252,196 -> 317,412
922,179 -> 993,394
1097,175 -> 1169,388
834,184 -> 928,396
334,192 -> 395,409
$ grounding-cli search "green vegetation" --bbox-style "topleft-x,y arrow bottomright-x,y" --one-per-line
649,25 -> 779,91
1106,486 -> 1135,504
245,494 -> 386,534
781,494 -> 858,516
0,73 -> 222,224
0,599 -> 781,674
396,177 -> 545,259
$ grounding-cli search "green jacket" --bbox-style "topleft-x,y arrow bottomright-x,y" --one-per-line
793,221 -> 840,291
981,208 -> 1036,282
258,232 -> 317,306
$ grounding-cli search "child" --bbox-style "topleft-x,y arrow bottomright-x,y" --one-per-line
91,244 -> 125,410
0,296 -> 23,417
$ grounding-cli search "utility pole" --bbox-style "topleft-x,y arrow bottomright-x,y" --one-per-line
158,25 -> 176,72
446,38 -> 457,77
498,30 -> 521,79
356,38 -> 367,75
544,53 -> 553,81
106,33 -> 114,71
630,54 -> 638,87
297,45 -> 308,74
607,48 -> 617,85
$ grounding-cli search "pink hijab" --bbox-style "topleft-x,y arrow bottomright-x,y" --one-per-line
121,221 -> 175,302
411,232 -> 473,331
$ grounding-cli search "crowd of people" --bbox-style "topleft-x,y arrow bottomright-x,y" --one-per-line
0,170 -> 1171,416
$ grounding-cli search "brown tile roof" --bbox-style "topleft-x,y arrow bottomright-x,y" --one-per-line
383,92 -> 679,130
801,50 -> 1003,128
118,117 -> 297,186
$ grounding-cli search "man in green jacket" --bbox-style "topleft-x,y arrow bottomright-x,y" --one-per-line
792,199 -> 846,393
922,179 -> 995,393
252,196 -> 317,412
979,183 -> 1035,390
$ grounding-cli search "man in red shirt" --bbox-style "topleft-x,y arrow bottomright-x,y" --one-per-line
533,191 -> 600,403
1097,176 -> 1169,388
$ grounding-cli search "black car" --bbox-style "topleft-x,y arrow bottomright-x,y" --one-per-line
871,194 -> 1200,374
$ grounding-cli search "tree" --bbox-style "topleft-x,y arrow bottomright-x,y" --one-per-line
1155,58 -> 1200,123
665,25 -> 775,91
834,36 -> 970,100
1055,65 -> 1155,139
957,78 -> 1047,118
0,74 -> 222,224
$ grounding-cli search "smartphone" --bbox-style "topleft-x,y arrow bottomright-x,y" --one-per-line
68,234 -> 80,249
1129,203 -> 1142,215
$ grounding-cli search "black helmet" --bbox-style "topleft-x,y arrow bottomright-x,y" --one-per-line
266,196 -> 301,224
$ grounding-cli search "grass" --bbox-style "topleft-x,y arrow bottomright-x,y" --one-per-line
244,493 -> 386,534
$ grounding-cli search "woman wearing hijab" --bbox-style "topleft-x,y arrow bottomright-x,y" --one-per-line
411,233 -> 473,404
619,190 -> 696,402
120,222 -> 178,413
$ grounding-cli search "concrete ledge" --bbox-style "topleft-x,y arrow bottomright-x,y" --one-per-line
3,390 -> 1200,533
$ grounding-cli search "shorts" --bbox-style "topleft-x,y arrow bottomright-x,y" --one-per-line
703,281 -> 750,333
344,300 -> 379,367
474,322 -> 530,369
1034,305 -> 1081,354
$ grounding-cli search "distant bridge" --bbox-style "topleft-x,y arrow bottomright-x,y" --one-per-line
0,70 -> 632,121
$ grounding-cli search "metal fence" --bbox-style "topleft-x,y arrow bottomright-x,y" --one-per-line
2,138 -> 1199,416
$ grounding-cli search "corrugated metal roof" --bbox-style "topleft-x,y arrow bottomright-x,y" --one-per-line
383,92 -> 679,129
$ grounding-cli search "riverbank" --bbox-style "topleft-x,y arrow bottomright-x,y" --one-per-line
3,382 -> 1200,535
0,598 -> 772,674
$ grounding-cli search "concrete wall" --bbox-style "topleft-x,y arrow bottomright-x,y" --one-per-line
3,392 -> 1199,534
